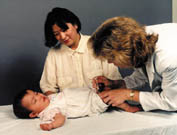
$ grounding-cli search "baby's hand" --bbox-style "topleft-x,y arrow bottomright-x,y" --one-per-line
40,123 -> 53,131
40,113 -> 65,131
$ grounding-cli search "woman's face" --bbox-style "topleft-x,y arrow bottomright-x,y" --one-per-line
52,23 -> 80,50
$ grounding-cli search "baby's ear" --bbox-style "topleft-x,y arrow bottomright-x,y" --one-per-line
29,112 -> 38,118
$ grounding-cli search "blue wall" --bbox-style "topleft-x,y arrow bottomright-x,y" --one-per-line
0,0 -> 172,105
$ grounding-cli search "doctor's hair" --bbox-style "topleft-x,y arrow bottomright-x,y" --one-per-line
88,16 -> 158,68
13,89 -> 33,119
44,7 -> 81,48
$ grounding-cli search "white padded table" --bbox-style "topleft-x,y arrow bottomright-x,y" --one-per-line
0,105 -> 177,135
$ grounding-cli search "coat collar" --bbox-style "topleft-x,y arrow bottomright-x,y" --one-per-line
146,54 -> 155,87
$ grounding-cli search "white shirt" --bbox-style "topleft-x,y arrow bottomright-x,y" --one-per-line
124,23 -> 177,111
40,34 -> 121,93
38,87 -> 108,123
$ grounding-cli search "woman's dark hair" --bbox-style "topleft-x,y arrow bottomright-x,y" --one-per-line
44,7 -> 81,48
13,89 -> 32,119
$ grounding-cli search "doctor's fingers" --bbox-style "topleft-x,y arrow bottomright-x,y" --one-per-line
107,97 -> 124,106
98,91 -> 110,98
96,76 -> 109,84
92,79 -> 97,89
102,96 -> 112,104
101,93 -> 118,104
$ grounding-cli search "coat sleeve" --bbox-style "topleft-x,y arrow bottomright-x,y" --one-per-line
102,61 -> 122,80
140,67 -> 177,111
123,68 -> 148,89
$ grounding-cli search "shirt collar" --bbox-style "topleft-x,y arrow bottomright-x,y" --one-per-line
61,33 -> 86,54
75,33 -> 86,53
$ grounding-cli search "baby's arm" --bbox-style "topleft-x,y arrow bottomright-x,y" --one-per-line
40,112 -> 66,131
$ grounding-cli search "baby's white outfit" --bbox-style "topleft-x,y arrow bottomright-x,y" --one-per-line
38,87 -> 108,123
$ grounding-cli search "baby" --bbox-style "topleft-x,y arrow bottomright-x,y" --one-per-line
13,87 -> 140,131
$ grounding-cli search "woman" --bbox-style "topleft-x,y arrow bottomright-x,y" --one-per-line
88,16 -> 177,112
40,7 -> 121,96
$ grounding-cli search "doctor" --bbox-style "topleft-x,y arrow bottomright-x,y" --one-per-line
88,16 -> 177,112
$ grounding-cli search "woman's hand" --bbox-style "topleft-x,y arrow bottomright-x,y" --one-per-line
44,91 -> 56,96
98,89 -> 130,106
92,76 -> 113,90
118,102 -> 141,113
92,76 -> 126,91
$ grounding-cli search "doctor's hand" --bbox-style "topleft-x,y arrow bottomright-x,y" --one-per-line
92,76 -> 113,90
98,89 -> 131,106
118,102 -> 141,113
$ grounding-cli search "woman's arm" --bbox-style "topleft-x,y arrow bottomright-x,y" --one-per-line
40,113 -> 66,131
118,102 -> 141,112
99,88 -> 140,107
44,91 -> 56,96
40,49 -> 59,94
92,76 -> 126,90
123,68 -> 148,89
98,88 -> 141,112
140,67 -> 177,111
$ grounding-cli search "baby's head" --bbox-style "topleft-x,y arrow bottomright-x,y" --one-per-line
13,89 -> 50,119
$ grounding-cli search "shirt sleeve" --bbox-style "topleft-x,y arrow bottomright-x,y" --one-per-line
102,61 -> 122,80
40,49 -> 59,93
123,68 -> 148,89
40,108 -> 61,124
140,67 -> 177,111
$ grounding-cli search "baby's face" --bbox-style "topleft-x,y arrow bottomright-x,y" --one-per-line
21,90 -> 50,113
